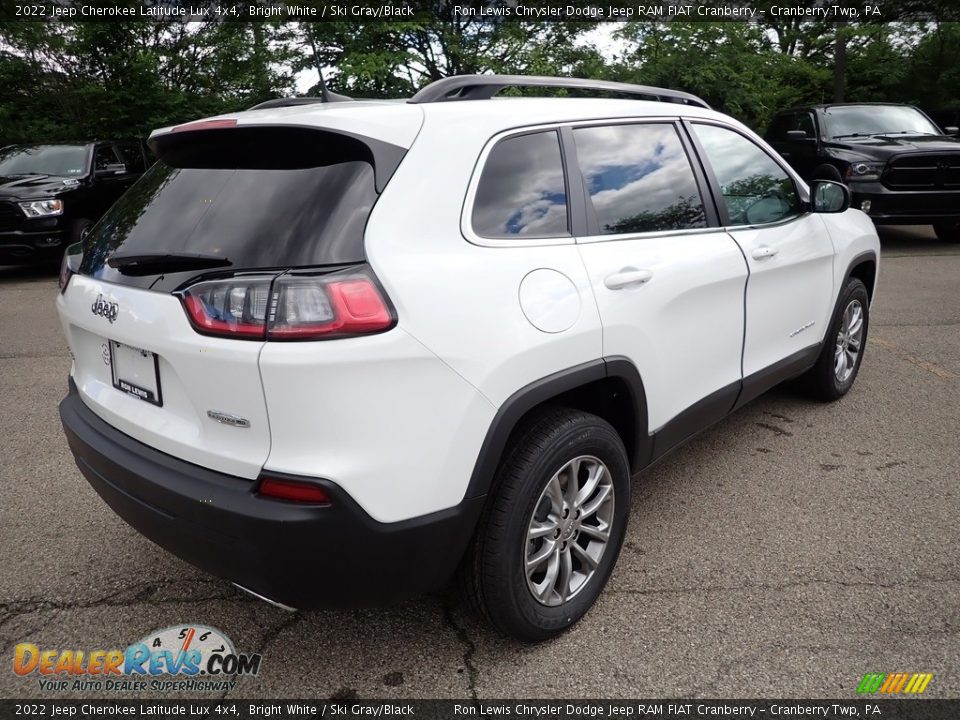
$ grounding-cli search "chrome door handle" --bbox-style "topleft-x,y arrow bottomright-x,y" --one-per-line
751,246 -> 779,261
604,268 -> 653,290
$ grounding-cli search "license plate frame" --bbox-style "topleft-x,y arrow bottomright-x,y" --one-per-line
109,340 -> 163,407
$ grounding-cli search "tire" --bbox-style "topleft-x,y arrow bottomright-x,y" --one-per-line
812,164 -> 842,182
69,219 -> 93,245
933,222 -> 960,243
801,277 -> 870,401
459,407 -> 631,642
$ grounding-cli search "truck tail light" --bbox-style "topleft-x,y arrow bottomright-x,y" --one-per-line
178,266 -> 395,341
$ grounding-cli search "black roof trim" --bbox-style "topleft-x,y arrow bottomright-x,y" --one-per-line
408,75 -> 711,109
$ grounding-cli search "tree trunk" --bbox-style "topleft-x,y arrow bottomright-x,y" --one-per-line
833,24 -> 847,102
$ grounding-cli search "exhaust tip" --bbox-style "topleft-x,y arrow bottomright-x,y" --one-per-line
232,583 -> 298,612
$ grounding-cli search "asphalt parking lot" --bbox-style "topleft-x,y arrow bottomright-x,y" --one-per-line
1,226 -> 958,700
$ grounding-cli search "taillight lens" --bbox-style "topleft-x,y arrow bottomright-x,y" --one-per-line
58,242 -> 83,294
181,277 -> 272,338
258,477 -> 331,504
178,267 -> 395,341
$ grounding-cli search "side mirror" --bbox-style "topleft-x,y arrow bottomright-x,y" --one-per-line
811,180 -> 850,214
95,163 -> 128,177
944,126 -> 959,136
786,130 -> 814,143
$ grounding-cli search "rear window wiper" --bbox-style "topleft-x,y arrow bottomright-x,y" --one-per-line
107,252 -> 231,275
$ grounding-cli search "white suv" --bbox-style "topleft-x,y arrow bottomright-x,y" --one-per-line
57,75 -> 879,641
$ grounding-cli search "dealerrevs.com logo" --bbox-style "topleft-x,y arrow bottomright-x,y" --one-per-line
13,624 -> 262,693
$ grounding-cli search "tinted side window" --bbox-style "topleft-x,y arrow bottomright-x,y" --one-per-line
573,123 -> 706,235
767,114 -> 793,141
796,113 -> 816,137
114,143 -> 146,173
94,146 -> 120,170
472,130 -> 569,239
692,124 -> 801,226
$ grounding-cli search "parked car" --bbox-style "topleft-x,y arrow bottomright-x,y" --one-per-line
0,141 -> 149,265
766,103 -> 960,242
57,76 -> 880,641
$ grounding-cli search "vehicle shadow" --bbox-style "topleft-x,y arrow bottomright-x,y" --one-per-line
0,264 -> 59,283
877,224 -> 960,255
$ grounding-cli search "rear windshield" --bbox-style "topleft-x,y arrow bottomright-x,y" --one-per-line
79,127 -> 383,285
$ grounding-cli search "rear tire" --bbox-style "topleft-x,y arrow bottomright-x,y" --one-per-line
801,277 -> 870,401
933,222 -> 960,243
459,407 -> 630,642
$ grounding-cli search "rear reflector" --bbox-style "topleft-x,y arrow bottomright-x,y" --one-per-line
172,119 -> 238,133
258,477 -> 331,504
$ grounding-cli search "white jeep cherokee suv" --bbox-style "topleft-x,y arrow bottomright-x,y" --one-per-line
57,76 -> 880,641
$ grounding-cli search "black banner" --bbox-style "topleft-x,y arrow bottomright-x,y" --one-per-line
1,700 -> 959,720
4,0 -> 960,24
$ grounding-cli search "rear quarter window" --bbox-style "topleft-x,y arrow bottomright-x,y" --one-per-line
471,130 -> 570,239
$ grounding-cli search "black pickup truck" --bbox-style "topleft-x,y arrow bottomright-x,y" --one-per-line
766,103 -> 960,242
0,141 -> 149,264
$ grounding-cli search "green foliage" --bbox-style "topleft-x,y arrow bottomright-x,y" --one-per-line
0,21 -> 296,146
1,19 -> 957,146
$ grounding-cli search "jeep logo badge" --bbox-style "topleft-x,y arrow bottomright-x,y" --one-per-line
91,294 -> 119,324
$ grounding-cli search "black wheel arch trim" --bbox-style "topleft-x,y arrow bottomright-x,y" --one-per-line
843,249 -> 878,301
463,356 -> 650,500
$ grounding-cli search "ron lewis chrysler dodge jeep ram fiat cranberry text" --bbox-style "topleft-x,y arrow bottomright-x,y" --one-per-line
57,76 -> 880,641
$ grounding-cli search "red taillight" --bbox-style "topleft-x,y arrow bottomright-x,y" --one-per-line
258,477 -> 331,504
267,277 -> 393,339
58,242 -> 83,294
180,277 -> 272,339
178,268 -> 395,341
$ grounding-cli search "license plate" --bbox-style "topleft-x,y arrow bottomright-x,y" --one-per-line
109,341 -> 162,406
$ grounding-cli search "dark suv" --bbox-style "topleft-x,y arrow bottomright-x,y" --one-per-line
0,141 -> 149,264
766,103 -> 960,242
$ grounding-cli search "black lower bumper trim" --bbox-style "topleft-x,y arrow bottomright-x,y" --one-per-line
58,381 -> 484,609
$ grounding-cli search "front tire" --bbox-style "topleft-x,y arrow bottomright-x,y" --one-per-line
801,277 -> 870,401
69,218 -> 93,245
460,408 -> 630,642
933,222 -> 960,243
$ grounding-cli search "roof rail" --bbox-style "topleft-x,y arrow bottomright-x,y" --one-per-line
408,75 -> 711,109
249,92 -> 351,111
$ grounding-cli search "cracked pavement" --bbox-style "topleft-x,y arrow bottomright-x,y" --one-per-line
0,226 -> 957,699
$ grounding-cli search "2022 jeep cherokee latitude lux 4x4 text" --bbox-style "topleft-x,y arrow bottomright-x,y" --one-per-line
57,75 -> 880,641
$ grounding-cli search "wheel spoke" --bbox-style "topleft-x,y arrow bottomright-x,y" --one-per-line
574,462 -> 604,509
835,347 -> 847,378
571,542 -> 599,570
533,548 -> 561,602
528,518 -> 559,540
563,458 -> 581,506
526,539 -> 556,571
557,547 -> 574,602
579,483 -> 612,519
578,521 -> 611,542
544,474 -> 564,512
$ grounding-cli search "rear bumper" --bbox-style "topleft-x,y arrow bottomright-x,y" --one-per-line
59,380 -> 484,609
